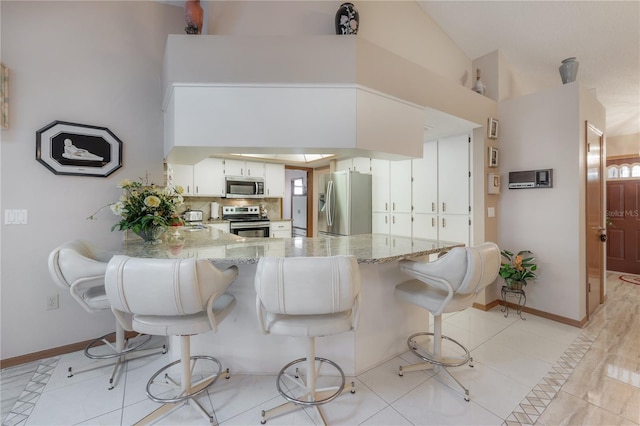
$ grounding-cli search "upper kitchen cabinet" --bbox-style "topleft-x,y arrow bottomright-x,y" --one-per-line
264,163 -> 285,198
193,158 -> 225,196
224,159 -> 264,177
336,157 -> 371,173
167,163 -> 194,196
167,158 -> 225,197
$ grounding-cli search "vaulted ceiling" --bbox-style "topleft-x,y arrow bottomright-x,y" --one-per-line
418,1 -> 640,138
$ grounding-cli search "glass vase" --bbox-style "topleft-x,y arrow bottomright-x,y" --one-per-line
135,226 -> 166,244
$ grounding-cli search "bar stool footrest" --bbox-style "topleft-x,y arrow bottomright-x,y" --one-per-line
276,357 -> 346,407
146,355 -> 222,404
407,332 -> 471,367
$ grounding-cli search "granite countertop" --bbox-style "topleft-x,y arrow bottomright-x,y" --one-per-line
118,227 -> 463,264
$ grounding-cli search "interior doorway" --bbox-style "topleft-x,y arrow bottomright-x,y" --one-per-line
284,166 -> 314,237
585,122 -> 605,318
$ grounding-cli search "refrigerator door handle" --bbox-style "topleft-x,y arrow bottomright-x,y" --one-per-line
326,180 -> 334,226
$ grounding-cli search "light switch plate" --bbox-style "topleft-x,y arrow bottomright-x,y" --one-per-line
488,207 -> 495,218
4,209 -> 28,224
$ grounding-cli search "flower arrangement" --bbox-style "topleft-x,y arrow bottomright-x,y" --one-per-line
499,249 -> 537,287
89,178 -> 184,240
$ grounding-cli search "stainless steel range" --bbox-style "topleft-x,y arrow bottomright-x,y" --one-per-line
222,205 -> 270,238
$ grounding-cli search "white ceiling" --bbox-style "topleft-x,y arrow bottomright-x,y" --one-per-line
418,1 -> 640,138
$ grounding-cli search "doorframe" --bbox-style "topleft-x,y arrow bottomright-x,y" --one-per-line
585,121 -> 606,318
285,165 -> 314,237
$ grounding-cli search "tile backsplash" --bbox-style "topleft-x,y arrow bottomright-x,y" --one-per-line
181,197 -> 282,221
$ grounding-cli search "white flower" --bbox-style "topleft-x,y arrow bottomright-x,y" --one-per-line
117,179 -> 132,188
144,195 -> 161,208
110,202 -> 125,216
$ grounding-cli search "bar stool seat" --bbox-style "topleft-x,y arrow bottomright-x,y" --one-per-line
395,243 -> 500,401
106,255 -> 238,425
48,240 -> 165,390
254,256 -> 361,425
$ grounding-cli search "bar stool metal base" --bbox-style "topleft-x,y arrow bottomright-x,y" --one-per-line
67,328 -> 166,390
261,356 -> 355,425
140,351 -> 228,426
399,330 -> 473,402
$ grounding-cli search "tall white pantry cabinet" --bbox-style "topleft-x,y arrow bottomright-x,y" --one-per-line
372,133 -> 471,245
413,134 -> 471,245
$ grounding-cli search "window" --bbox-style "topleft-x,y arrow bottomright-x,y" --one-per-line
292,178 -> 305,195
620,165 -> 631,178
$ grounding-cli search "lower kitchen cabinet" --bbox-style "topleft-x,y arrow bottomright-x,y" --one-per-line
270,220 -> 292,238
413,213 -> 438,240
438,214 -> 470,245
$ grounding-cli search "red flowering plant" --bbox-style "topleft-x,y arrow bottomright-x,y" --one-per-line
499,250 -> 537,287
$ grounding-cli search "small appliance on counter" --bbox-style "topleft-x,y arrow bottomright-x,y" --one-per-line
181,209 -> 206,230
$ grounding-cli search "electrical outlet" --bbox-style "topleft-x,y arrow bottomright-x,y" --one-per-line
47,294 -> 59,310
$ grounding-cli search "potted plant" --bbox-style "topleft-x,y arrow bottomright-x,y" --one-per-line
499,250 -> 537,290
89,178 -> 184,244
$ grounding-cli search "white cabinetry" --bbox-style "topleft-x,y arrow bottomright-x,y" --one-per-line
412,140 -> 438,240
193,158 -> 224,196
412,135 -> 470,245
371,159 -> 390,234
168,164 -> 194,195
224,159 -> 264,177
168,159 -> 225,197
264,163 -> 285,198
336,157 -> 371,173
371,159 -> 412,237
270,220 -> 292,238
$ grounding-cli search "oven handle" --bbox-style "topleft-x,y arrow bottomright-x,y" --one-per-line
229,222 -> 270,230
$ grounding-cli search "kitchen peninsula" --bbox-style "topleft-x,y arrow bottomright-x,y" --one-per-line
119,228 -> 463,375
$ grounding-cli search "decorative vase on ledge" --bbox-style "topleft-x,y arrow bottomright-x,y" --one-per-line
559,57 -> 579,84
135,226 -> 166,244
335,3 -> 359,35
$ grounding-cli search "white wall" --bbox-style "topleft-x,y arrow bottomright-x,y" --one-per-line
498,83 -> 604,321
0,1 -> 184,360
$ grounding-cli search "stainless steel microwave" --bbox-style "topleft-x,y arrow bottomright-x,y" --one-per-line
225,176 -> 265,198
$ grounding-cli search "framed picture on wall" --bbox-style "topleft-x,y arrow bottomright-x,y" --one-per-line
1,63 -> 8,129
488,146 -> 499,168
36,121 -> 123,177
487,117 -> 499,139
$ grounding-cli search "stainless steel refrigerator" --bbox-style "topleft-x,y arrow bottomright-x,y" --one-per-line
318,171 -> 372,237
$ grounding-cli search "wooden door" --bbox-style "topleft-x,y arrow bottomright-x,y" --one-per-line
606,179 -> 640,274
585,122 -> 605,317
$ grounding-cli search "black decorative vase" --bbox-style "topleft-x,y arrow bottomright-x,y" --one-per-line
335,3 -> 359,35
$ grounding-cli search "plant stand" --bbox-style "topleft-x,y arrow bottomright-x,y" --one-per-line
501,286 -> 526,320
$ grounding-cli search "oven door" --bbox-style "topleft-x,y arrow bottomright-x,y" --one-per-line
230,221 -> 270,238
